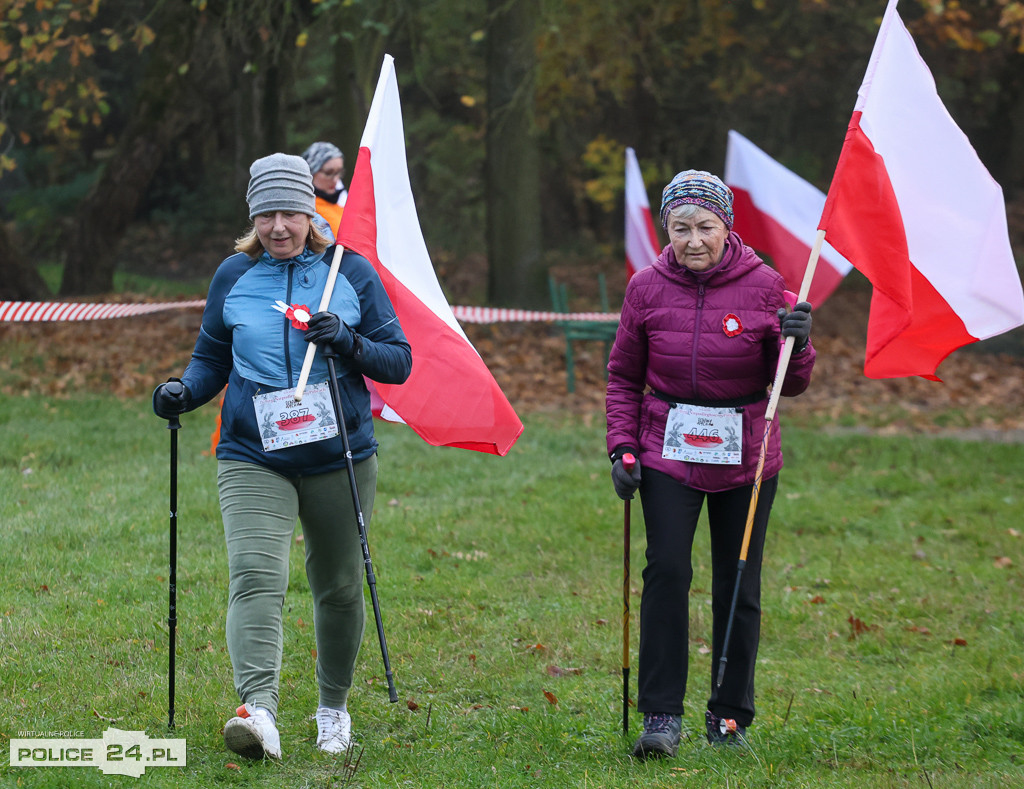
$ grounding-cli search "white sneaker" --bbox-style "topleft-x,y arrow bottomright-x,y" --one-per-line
224,703 -> 282,760
315,706 -> 352,754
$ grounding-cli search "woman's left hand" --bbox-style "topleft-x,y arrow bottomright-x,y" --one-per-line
305,311 -> 356,355
778,301 -> 812,351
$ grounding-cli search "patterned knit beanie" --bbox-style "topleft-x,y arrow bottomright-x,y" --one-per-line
301,141 -> 344,176
246,153 -> 316,218
659,170 -> 734,229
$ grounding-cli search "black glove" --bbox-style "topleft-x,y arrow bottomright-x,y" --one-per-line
153,380 -> 191,420
611,454 -> 642,501
305,311 -> 357,356
778,301 -> 812,351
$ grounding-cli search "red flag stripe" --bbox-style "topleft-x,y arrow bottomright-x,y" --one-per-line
731,187 -> 845,307
820,112 -> 974,380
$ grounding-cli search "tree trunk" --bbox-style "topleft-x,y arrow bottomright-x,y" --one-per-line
59,3 -> 206,296
330,33 -> 368,167
485,0 -> 544,308
0,224 -> 50,301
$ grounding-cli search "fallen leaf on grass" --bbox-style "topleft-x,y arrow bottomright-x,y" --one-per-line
808,595 -> 826,604
407,699 -> 420,711
225,763 -> 240,770
543,690 -> 558,706
950,638 -> 968,647
546,665 -> 582,677
993,556 -> 1013,568
1008,528 -> 1021,538
848,615 -> 879,640
905,625 -> 932,636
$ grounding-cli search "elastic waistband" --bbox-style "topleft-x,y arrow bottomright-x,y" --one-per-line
651,389 -> 767,409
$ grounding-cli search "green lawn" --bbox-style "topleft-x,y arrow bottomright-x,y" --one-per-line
1,395 -> 1022,787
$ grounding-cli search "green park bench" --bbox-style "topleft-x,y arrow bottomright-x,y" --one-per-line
548,272 -> 620,393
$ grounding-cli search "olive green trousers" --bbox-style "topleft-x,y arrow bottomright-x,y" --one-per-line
217,456 -> 375,718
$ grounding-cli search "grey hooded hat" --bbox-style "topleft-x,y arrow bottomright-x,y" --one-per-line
246,153 -> 316,219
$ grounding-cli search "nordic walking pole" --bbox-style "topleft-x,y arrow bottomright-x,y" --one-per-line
621,452 -> 636,736
322,351 -> 399,703
294,243 -> 345,403
164,380 -> 184,730
714,230 -> 823,693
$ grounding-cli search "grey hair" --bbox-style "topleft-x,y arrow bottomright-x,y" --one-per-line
667,203 -> 725,225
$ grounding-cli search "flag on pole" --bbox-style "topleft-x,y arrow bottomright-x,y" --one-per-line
725,130 -> 852,307
818,0 -> 1024,380
624,147 -> 660,280
337,55 -> 523,455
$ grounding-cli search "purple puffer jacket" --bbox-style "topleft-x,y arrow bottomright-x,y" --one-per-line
606,233 -> 815,492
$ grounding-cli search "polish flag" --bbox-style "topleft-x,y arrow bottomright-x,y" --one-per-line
725,130 -> 851,307
337,55 -> 523,454
625,147 -> 660,280
819,0 -> 1024,380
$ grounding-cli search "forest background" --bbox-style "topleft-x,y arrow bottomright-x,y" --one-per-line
2,0 -> 1024,310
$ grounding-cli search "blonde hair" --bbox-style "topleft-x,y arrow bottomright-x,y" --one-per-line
234,217 -> 331,257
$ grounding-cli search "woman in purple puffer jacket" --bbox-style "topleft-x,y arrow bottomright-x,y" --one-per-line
606,170 -> 815,759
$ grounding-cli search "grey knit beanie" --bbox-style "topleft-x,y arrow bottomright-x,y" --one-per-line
301,141 -> 344,176
246,153 -> 316,219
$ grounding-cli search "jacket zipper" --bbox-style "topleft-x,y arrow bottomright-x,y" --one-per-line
691,281 -> 705,395
284,265 -> 294,389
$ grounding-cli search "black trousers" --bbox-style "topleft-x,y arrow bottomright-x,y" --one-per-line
636,468 -> 778,726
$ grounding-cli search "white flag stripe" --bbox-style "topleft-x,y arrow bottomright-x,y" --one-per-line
625,147 -> 659,275
725,130 -> 851,277
856,0 -> 1023,339
361,56 -> 469,342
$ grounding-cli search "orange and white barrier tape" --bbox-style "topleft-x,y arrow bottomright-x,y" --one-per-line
0,300 -> 618,324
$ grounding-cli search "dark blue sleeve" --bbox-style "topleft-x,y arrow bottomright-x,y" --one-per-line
340,251 -> 413,385
180,254 -> 252,409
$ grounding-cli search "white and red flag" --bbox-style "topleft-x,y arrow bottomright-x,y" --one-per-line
818,0 -> 1024,380
624,147 -> 660,280
725,129 -> 851,307
338,55 -> 523,454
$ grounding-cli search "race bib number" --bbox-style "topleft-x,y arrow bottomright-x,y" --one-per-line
662,404 -> 742,465
252,383 -> 338,452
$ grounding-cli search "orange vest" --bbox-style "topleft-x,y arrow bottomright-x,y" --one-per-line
315,196 -> 344,237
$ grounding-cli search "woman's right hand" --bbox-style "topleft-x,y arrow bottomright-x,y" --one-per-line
611,455 -> 642,500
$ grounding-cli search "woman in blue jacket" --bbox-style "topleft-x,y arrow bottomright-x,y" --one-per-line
153,153 -> 411,760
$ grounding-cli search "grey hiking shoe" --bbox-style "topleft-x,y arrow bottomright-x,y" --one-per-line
631,712 -> 682,759
705,710 -> 746,747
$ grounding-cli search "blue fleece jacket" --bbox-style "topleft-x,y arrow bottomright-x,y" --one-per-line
178,245 -> 412,475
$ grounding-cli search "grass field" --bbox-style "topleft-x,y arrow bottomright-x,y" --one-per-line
1,395 -> 1022,788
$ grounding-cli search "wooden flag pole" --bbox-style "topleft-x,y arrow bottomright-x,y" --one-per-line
293,244 -> 346,403
714,229 -> 824,693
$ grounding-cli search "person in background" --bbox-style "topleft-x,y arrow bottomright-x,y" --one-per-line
605,170 -> 815,759
153,153 -> 411,760
302,141 -> 347,237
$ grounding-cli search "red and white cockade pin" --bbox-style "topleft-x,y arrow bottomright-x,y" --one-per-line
722,313 -> 743,337
272,300 -> 311,331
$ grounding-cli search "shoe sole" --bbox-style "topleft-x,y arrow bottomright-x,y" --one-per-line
317,738 -> 352,754
631,735 -> 679,759
224,719 -> 278,760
